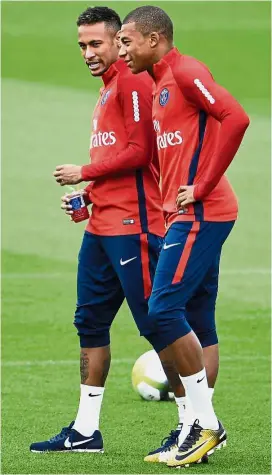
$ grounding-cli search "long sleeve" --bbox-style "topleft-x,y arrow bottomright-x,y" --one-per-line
81,75 -> 154,181
83,182 -> 94,205
173,66 -> 250,200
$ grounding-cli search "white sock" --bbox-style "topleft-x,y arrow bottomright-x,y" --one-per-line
208,387 -> 214,400
178,385 -> 215,445
73,384 -> 105,437
175,396 -> 186,430
178,396 -> 194,444
180,369 -> 218,430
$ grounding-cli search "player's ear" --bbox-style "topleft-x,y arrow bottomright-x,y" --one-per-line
150,32 -> 160,48
114,30 -> 121,49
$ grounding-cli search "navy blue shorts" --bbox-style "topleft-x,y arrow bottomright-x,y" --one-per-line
74,231 -> 163,348
147,221 -> 235,352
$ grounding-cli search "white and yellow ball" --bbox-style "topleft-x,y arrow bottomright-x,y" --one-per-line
131,350 -> 174,401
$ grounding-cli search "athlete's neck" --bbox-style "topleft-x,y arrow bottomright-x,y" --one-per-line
147,44 -> 174,79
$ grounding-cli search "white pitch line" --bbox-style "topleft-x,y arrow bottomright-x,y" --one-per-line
1,269 -> 270,279
1,355 -> 269,367
222,269 -> 270,275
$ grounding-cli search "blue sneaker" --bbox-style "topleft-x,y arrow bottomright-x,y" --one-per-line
66,428 -> 104,452
30,421 -> 104,453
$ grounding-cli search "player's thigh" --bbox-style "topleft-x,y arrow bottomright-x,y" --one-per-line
101,233 -> 162,335
149,221 -> 234,320
75,232 -> 124,331
185,252 -> 221,346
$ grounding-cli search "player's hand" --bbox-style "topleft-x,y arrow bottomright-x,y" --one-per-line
54,164 -> 83,186
176,185 -> 196,208
61,190 -> 87,219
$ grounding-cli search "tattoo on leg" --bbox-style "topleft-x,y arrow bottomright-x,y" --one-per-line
80,350 -> 89,384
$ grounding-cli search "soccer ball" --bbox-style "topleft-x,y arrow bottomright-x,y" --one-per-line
131,350 -> 174,401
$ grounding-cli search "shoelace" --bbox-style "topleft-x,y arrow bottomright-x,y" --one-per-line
179,420 -> 202,451
49,421 -> 74,443
160,429 -> 180,450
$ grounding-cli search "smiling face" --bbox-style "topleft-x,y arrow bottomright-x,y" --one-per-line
78,22 -> 119,76
119,22 -> 157,74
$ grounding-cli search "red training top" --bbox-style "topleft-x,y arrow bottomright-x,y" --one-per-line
152,48 -> 250,227
81,60 -> 165,236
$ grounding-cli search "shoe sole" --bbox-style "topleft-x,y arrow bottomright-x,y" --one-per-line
158,453 -> 208,465
71,449 -> 104,453
30,449 -> 104,453
169,456 -> 208,469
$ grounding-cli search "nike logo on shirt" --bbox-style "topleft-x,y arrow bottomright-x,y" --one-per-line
64,436 -> 94,448
120,256 -> 137,266
163,243 -> 180,250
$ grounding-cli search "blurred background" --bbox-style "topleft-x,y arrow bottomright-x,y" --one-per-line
1,1 -> 270,474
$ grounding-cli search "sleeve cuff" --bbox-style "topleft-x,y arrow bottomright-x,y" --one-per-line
194,183 -> 208,201
81,165 -> 92,181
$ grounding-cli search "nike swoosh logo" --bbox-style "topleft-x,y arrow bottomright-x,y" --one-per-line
176,439 -> 211,460
89,393 -> 101,397
64,436 -> 94,448
163,243 -> 180,250
120,256 -> 137,266
197,377 -> 205,383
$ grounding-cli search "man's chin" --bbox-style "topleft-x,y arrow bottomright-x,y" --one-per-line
130,65 -> 145,74
89,65 -> 107,77
126,62 -> 141,74
90,69 -> 104,77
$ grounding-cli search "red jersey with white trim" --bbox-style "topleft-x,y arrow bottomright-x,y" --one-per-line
82,60 -> 164,236
152,48 -> 250,226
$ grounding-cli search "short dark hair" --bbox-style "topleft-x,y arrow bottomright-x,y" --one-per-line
123,6 -> 173,42
77,6 -> 121,33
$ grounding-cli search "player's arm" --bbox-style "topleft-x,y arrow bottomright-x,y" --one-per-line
174,65 -> 250,201
80,76 -> 154,181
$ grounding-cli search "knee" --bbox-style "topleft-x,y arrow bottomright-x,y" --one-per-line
74,309 -> 111,348
197,328 -> 218,348
145,293 -> 192,352
148,292 -> 163,326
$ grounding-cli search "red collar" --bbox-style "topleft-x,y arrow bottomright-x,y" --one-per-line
102,59 -> 127,86
153,47 -> 181,81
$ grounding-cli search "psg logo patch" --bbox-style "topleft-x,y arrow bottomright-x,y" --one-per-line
159,88 -> 170,106
101,89 -> 111,105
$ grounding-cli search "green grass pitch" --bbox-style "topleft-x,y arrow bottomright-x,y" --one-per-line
1,1 -> 270,474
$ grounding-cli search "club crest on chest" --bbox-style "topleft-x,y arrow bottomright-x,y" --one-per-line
159,88 -> 170,106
